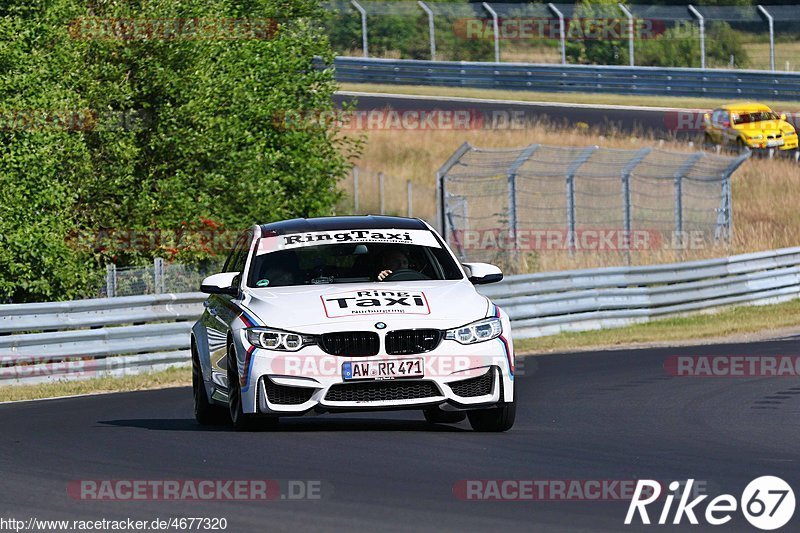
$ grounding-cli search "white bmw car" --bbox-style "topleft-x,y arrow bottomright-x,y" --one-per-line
191,216 -> 515,431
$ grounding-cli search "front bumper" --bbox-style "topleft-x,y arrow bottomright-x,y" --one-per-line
239,342 -> 515,415
744,136 -> 798,151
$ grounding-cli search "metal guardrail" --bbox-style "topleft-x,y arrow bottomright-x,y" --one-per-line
334,56 -> 800,100
0,293 -> 206,386
2,246 -> 799,385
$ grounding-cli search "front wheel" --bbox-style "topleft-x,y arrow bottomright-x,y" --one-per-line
192,343 -> 227,425
467,399 -> 516,432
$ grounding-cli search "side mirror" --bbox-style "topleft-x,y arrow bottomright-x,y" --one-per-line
462,262 -> 503,285
781,113 -> 787,121
201,272 -> 239,295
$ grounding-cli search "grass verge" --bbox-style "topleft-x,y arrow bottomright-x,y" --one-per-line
338,82 -> 800,110
0,365 -> 190,403
515,299 -> 800,354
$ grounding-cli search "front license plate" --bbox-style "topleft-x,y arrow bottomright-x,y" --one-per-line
342,359 -> 424,381
767,139 -> 784,147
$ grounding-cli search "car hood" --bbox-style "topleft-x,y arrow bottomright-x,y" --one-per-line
734,120 -> 794,135
239,280 -> 491,332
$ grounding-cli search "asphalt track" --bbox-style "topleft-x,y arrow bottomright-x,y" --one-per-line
2,338 -> 799,532
334,92 -> 800,139
333,91 -> 701,138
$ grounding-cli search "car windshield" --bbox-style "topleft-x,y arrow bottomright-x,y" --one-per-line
247,232 -> 463,287
732,111 -> 779,125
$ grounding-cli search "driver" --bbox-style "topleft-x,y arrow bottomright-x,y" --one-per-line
376,248 -> 410,281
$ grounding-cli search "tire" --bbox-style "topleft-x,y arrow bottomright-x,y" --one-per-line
226,342 -> 279,431
423,407 -> 467,424
736,137 -> 748,155
192,342 -> 227,425
226,342 -> 259,431
467,399 -> 516,432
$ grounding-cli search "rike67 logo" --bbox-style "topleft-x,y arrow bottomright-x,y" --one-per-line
625,477 -> 795,530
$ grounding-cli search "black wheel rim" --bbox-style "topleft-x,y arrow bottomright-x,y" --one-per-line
228,345 -> 241,423
192,355 -> 202,413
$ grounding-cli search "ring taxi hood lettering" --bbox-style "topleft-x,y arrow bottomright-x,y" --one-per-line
322,290 -> 431,318
256,228 -> 440,255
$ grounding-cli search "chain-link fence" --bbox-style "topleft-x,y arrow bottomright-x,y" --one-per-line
324,1 -> 800,71
98,259 -> 222,298
438,143 -> 748,269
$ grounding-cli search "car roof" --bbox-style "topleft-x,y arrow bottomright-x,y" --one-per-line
718,102 -> 773,113
258,215 -> 428,236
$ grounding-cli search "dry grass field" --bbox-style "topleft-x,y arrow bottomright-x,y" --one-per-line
338,117 -> 800,272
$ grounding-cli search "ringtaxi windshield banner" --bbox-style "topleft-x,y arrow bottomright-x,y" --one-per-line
256,229 -> 441,255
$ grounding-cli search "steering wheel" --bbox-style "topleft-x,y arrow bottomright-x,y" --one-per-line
383,269 -> 430,282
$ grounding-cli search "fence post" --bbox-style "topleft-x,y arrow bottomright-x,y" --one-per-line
378,172 -> 385,214
482,2 -> 500,63
714,152 -> 749,244
688,5 -> 705,70
351,0 -> 368,58
407,180 -> 413,217
353,166 -> 360,213
506,144 -> 540,261
757,5 -> 775,72
673,152 -> 703,249
618,3 -> 635,67
621,148 -> 651,264
106,263 -> 117,298
548,3 -> 567,65
418,1 -> 436,61
436,142 -> 473,237
565,147 -> 598,254
154,257 -> 164,294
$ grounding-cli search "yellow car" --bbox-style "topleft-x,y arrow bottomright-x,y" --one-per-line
703,102 -> 798,152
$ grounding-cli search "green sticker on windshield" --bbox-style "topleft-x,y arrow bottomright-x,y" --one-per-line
256,279 -> 270,287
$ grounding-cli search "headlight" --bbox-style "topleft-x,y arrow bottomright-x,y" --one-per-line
445,317 -> 502,345
748,134 -> 763,140
785,130 -> 796,136
245,327 -> 315,351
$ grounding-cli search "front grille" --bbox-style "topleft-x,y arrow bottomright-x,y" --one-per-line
325,380 -> 440,402
385,329 -> 443,355
449,369 -> 494,397
264,378 -> 315,405
320,331 -> 380,356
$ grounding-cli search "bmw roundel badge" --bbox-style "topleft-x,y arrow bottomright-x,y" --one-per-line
375,322 -> 387,330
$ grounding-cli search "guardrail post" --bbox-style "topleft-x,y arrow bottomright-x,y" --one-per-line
482,2 -> 500,63
688,5 -> 705,70
618,3 -> 635,67
351,0 -> 368,58
757,5 -> 775,72
154,257 -> 165,294
621,148 -> 651,264
436,142 -> 473,237
352,166 -> 360,213
418,1 -> 436,61
548,3 -> 566,65
566,147 -> 597,254
106,263 -> 117,298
